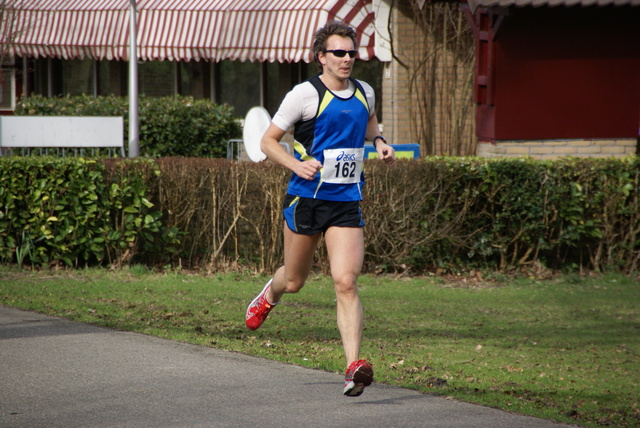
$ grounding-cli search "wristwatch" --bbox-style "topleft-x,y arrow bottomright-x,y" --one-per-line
372,135 -> 386,148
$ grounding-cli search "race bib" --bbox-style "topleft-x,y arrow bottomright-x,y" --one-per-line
321,148 -> 364,184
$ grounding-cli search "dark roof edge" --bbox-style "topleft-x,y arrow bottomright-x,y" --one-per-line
467,0 -> 640,13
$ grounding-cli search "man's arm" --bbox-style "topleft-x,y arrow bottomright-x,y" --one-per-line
260,124 -> 323,181
365,114 -> 396,165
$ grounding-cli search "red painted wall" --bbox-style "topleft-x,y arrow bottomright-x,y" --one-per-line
476,7 -> 640,141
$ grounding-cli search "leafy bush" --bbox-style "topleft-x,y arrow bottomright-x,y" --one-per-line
0,157 -> 172,268
16,94 -> 241,158
147,157 -> 639,275
1,156 -> 638,274
0,157 -> 105,266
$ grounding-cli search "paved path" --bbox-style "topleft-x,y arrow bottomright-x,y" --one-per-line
0,307 -> 576,428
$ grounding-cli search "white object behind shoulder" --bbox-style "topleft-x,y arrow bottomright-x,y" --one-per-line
242,106 -> 271,162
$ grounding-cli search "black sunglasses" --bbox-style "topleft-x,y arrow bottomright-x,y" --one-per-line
324,49 -> 357,58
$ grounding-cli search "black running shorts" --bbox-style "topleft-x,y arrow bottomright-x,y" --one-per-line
283,194 -> 365,235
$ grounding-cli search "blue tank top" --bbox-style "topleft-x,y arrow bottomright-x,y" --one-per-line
287,75 -> 370,201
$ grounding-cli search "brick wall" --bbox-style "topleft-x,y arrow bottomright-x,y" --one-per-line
379,5 -> 415,147
477,139 -> 638,160
379,4 -> 476,156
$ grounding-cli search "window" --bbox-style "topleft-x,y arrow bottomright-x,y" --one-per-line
62,60 -> 94,95
139,62 -> 175,97
0,68 -> 15,110
216,60 -> 261,118
353,59 -> 383,122
24,58 -> 384,123
97,60 -> 124,96
179,62 -> 209,99
263,62 -> 312,117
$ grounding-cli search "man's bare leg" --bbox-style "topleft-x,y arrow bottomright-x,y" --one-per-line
324,226 -> 365,365
266,224 -> 321,304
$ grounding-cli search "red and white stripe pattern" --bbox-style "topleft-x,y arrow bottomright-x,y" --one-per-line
1,0 -> 376,63
2,0 -> 129,60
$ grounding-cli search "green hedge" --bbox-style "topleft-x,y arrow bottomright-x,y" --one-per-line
1,156 -> 638,274
0,157 -> 177,267
16,95 -> 242,158
149,156 -> 640,274
415,157 -> 640,272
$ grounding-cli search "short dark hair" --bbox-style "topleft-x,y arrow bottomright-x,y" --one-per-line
312,21 -> 358,71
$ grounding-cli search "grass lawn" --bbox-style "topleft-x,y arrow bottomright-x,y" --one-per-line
1,266 -> 638,427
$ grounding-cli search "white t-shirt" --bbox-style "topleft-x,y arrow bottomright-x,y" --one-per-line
272,78 -> 376,132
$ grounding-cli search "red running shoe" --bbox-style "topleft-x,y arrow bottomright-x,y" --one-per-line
343,359 -> 374,397
245,280 -> 276,330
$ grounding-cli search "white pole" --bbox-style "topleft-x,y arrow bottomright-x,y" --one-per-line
128,0 -> 139,157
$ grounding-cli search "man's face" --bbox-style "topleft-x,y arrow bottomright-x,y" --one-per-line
318,35 -> 355,82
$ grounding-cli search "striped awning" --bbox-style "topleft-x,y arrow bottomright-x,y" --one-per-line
1,0 -> 379,63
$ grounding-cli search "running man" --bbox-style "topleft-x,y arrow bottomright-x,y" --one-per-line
245,20 -> 396,397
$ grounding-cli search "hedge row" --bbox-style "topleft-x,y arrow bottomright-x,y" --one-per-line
1,156 -> 638,274
16,95 -> 242,158
362,156 -> 640,274
0,157 -> 177,268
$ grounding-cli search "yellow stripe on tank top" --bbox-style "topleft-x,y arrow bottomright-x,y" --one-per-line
317,91 -> 334,117
354,89 -> 370,114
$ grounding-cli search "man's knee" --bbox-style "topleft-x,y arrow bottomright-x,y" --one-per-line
284,279 -> 305,293
333,276 -> 358,296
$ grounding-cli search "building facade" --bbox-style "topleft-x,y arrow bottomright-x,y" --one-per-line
2,0 -> 637,159
2,0 -> 481,158
465,0 -> 640,159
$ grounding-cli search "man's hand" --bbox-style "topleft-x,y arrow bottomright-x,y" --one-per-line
377,142 -> 396,165
293,159 -> 323,180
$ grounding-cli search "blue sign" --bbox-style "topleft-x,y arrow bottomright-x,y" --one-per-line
364,144 -> 420,159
